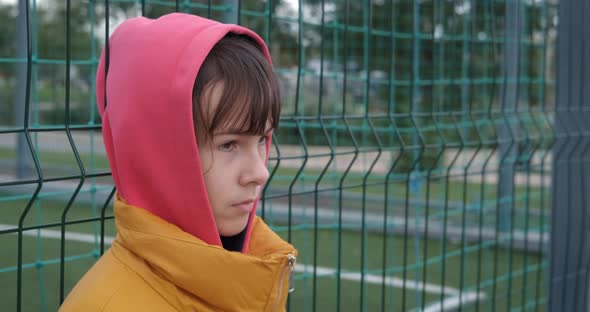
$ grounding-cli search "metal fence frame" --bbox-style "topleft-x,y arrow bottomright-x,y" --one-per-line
550,0 -> 590,311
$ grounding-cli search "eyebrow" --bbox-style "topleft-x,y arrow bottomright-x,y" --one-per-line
214,127 -> 274,136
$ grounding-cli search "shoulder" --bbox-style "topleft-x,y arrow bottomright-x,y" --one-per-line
60,248 -> 176,312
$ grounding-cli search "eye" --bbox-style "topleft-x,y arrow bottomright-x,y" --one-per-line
258,135 -> 268,145
219,141 -> 237,152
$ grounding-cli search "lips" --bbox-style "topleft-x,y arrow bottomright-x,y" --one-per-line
232,199 -> 256,213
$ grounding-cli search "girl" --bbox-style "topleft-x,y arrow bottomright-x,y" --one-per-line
60,13 -> 297,312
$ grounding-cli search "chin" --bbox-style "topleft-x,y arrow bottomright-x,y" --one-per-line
218,218 -> 249,236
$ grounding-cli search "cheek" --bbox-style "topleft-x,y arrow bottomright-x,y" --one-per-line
201,152 -> 235,202
197,147 -> 212,173
205,174 -> 224,206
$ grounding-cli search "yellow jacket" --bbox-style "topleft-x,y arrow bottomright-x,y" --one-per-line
60,197 -> 297,312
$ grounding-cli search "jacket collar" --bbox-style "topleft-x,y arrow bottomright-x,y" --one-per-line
112,195 -> 296,311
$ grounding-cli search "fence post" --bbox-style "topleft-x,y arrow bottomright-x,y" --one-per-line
498,0 -> 521,233
550,0 -> 590,311
15,0 -> 31,179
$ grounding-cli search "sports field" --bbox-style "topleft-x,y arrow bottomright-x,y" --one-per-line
0,184 -> 546,312
0,130 -> 549,311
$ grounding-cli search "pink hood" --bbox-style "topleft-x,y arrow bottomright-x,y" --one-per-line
96,13 -> 272,251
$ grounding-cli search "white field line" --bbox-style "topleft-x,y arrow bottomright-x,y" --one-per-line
420,292 -> 487,312
0,224 -> 115,245
1,223 -> 486,310
296,264 -> 459,296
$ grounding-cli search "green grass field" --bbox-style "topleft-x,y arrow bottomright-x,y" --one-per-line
0,188 -> 547,312
0,145 -> 550,311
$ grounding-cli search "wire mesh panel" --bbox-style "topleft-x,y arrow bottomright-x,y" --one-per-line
0,0 -> 567,311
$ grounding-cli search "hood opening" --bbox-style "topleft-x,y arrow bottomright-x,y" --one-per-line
96,13 -> 277,252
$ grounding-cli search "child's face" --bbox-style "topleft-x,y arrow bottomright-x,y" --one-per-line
197,85 -> 272,237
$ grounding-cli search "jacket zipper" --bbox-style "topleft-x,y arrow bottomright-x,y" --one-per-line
271,254 -> 296,312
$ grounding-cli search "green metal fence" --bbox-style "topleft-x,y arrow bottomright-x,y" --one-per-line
0,0 -> 569,311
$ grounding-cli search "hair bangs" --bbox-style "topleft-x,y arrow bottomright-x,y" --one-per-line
193,33 -> 281,142
211,64 -> 279,135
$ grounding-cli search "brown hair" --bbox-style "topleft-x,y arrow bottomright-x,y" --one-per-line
192,33 -> 281,143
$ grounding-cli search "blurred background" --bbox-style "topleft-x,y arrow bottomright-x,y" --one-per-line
0,0 -> 587,311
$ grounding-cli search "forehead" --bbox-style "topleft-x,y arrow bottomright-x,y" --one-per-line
202,82 -> 225,115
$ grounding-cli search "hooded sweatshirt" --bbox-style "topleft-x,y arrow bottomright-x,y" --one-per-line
59,13 -> 296,312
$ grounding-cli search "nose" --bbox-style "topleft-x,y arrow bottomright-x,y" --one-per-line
239,148 -> 269,187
